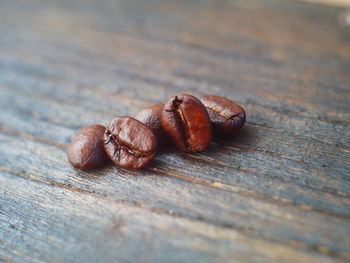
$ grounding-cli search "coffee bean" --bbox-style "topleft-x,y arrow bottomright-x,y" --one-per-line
104,117 -> 157,169
67,125 -> 108,170
161,94 -> 212,152
135,104 -> 171,148
201,95 -> 246,135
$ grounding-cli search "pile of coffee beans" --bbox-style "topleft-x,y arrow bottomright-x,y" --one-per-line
67,94 -> 246,170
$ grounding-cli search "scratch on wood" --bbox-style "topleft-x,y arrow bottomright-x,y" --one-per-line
318,116 -> 350,126
218,142 -> 306,163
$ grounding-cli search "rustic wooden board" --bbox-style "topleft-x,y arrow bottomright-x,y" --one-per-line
0,0 -> 349,262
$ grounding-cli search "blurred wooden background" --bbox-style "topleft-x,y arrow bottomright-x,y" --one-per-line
0,0 -> 349,262
301,0 -> 350,7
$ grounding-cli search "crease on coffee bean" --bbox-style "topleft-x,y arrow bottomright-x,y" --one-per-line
114,143 -> 155,158
173,97 -> 192,150
205,105 -> 244,122
105,132 -> 154,158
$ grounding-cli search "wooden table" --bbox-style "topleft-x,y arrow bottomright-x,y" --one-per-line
0,0 -> 349,262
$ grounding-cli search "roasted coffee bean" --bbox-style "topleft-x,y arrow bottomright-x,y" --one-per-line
67,125 -> 108,170
104,117 -> 157,169
135,104 -> 171,148
161,94 -> 212,152
201,95 -> 246,135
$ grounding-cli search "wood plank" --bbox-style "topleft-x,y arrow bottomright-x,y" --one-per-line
1,170 -> 345,263
0,131 -> 349,261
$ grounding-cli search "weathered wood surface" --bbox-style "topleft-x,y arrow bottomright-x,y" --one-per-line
0,0 -> 349,262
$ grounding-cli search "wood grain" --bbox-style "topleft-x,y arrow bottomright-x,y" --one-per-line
0,0 -> 349,262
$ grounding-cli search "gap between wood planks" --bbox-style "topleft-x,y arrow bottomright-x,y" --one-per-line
0,166 -> 349,261
0,124 -> 349,220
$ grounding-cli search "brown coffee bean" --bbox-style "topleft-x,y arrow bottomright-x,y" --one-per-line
103,117 -> 157,169
67,125 -> 108,170
161,94 -> 212,152
201,95 -> 246,135
135,104 -> 171,148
